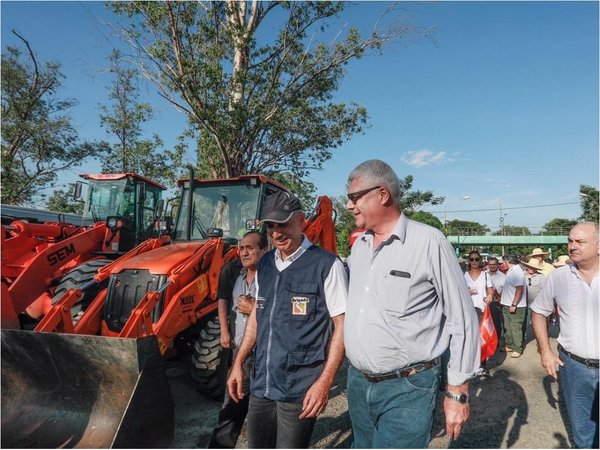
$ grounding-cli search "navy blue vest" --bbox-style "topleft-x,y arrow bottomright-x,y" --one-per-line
251,244 -> 336,403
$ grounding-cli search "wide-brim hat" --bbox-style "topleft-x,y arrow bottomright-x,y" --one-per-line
259,191 -> 302,224
553,255 -> 571,267
527,247 -> 549,258
522,258 -> 544,272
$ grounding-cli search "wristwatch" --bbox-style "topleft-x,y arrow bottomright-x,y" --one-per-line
444,390 -> 470,404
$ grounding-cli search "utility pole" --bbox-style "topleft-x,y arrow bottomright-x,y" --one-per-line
499,203 -> 507,256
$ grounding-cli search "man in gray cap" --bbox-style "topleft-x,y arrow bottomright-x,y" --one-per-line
226,190 -> 348,448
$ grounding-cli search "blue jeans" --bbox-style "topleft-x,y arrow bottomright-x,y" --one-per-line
558,349 -> 599,448
347,364 -> 440,448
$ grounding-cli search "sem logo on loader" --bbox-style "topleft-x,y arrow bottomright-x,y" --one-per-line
179,294 -> 194,305
47,243 -> 76,266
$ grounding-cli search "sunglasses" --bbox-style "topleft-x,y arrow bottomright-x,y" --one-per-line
347,186 -> 381,204
469,257 -> 480,262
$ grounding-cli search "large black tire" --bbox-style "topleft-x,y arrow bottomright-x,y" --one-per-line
190,315 -> 229,399
51,259 -> 112,321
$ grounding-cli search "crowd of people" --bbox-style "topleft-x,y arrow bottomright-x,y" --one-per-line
206,159 -> 598,449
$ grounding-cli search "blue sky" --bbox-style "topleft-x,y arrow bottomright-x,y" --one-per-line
2,1 -> 598,231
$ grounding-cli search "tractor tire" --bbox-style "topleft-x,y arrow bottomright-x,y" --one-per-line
51,259 -> 112,322
190,315 -> 229,400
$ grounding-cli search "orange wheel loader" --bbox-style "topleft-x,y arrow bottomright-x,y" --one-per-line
1,168 -> 338,448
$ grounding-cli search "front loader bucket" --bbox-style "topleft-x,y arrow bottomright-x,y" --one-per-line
1,330 -> 174,448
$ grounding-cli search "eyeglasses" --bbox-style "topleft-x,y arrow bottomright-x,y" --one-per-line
469,257 -> 480,262
347,186 -> 381,204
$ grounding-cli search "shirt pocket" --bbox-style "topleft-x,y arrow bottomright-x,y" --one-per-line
284,282 -> 318,321
376,272 -> 411,317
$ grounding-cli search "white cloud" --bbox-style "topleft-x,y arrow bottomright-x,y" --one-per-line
400,149 -> 449,168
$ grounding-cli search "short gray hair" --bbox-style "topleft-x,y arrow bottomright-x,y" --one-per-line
347,159 -> 401,205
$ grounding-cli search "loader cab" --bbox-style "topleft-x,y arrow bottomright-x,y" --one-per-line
172,175 -> 288,243
78,173 -> 167,252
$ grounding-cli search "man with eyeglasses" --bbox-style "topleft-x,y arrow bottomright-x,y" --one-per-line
226,191 -> 348,448
343,159 -> 479,448
487,257 -> 506,341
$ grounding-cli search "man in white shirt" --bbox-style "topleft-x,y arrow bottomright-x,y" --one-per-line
500,255 -> 526,358
531,222 -> 599,448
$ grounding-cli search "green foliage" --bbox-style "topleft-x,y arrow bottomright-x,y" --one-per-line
446,219 -> 489,236
398,175 -> 444,215
267,172 -> 316,212
1,31 -> 106,205
332,195 -> 356,257
579,185 -> 599,224
542,218 -> 577,235
45,188 -> 83,214
110,1 -> 432,180
407,211 -> 443,231
98,49 -> 183,187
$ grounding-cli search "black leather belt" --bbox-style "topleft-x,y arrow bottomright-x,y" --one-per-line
558,344 -> 599,368
359,358 -> 439,383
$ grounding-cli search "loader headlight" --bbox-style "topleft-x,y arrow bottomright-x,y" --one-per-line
107,217 -> 118,228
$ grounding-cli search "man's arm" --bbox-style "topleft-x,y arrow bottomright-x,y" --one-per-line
227,305 -> 257,402
532,311 -> 563,379
217,298 -> 232,349
299,313 -> 345,419
509,285 -> 524,314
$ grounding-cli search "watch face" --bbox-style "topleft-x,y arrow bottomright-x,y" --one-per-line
458,394 -> 468,404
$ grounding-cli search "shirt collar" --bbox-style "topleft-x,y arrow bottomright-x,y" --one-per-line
361,213 -> 407,245
274,234 -> 312,263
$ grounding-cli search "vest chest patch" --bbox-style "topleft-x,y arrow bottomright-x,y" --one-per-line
291,296 -> 310,315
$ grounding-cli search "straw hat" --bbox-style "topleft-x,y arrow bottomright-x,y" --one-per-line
527,248 -> 549,259
553,255 -> 571,267
522,258 -> 544,272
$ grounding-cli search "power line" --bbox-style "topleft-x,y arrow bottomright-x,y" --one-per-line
427,201 -> 580,214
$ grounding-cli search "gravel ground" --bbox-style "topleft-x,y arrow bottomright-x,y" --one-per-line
166,336 -> 571,449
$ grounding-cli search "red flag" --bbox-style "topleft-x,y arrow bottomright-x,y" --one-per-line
480,305 -> 498,362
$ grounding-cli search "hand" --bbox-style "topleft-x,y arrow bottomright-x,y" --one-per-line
443,395 -> 470,440
469,288 -> 478,295
483,296 -> 492,305
237,295 -> 255,315
220,328 -> 232,349
509,305 -> 517,314
227,363 -> 246,403
539,348 -> 564,380
299,379 -> 329,419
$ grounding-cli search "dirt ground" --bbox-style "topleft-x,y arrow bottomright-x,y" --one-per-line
166,336 -> 571,449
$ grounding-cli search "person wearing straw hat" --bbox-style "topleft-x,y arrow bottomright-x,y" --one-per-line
531,222 -> 599,448
527,248 -> 555,277
522,258 -> 547,342
552,255 -> 571,268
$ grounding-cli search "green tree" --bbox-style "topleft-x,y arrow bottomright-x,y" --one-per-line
446,219 -> 489,236
579,185 -> 599,224
1,31 -> 106,205
398,175 -> 444,215
45,188 -> 83,214
332,195 -> 356,257
111,1 -> 433,180
407,210 -> 443,231
542,218 -> 577,235
98,49 -> 183,186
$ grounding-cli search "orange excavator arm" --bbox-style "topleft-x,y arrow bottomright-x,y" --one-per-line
302,195 -> 337,254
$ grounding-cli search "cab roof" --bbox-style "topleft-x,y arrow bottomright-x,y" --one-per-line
80,173 -> 167,190
176,174 -> 289,192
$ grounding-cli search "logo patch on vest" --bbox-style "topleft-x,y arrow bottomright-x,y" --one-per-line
291,296 -> 310,315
